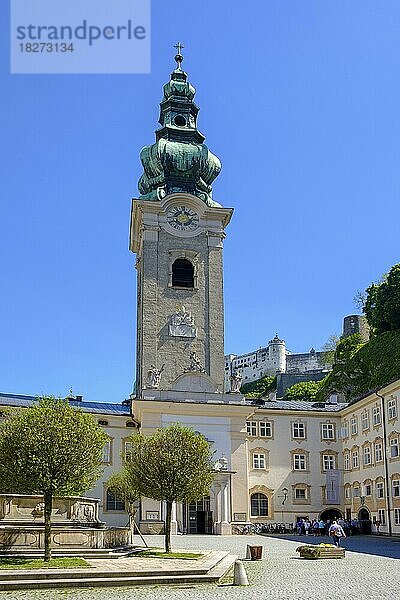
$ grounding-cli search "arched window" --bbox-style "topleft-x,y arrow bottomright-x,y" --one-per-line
172,258 -> 194,288
250,493 -> 268,517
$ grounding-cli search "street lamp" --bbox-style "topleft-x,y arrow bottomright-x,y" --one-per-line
278,487 -> 288,525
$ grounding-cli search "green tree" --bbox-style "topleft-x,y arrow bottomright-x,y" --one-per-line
240,376 -> 276,398
0,397 -> 108,561
285,380 -> 325,402
363,263 -> 400,334
320,334 -> 340,367
113,424 -> 215,552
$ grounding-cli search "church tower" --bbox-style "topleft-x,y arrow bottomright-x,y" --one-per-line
129,46 -> 233,397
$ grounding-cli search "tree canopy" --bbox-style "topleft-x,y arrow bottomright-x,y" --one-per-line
284,380 -> 325,402
113,424 -> 215,552
240,376 -> 276,398
363,263 -> 400,334
0,397 -> 108,560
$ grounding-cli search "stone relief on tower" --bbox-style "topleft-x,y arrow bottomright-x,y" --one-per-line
169,305 -> 197,338
146,365 -> 164,389
184,351 -> 206,374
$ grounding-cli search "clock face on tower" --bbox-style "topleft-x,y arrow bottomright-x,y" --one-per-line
166,206 -> 199,232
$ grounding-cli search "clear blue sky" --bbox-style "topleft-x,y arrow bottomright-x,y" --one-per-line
1,1 -> 399,402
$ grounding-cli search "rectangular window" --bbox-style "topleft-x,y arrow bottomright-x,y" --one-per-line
390,438 -> 399,458
323,455 -> 336,470
293,422 -> 306,439
345,487 -> 351,499
375,442 -> 383,463
322,423 -> 335,440
246,421 -> 257,436
393,480 -> 400,497
102,440 -> 112,463
124,441 -> 134,462
376,482 -> 384,499
378,509 -> 386,525
373,406 -> 381,426
353,487 -> 360,497
361,411 -> 370,430
106,490 -> 125,511
363,446 -> 371,466
350,417 -> 358,435
352,449 -> 359,468
295,488 -> 306,499
395,508 -> 400,526
259,421 -> 272,437
344,453 -> 350,471
341,422 -> 348,439
365,484 -> 372,496
293,454 -> 306,470
252,453 -> 266,469
388,398 -> 398,420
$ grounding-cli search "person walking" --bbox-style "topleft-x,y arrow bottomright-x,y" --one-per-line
318,519 -> 325,536
329,520 -> 346,547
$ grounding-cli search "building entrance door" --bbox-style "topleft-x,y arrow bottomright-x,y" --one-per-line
187,497 -> 213,534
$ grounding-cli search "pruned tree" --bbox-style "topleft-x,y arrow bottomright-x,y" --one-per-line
0,396 -> 108,561
112,424 -> 215,552
107,471 -> 149,547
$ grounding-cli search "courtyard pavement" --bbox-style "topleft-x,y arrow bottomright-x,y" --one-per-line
0,533 -> 398,599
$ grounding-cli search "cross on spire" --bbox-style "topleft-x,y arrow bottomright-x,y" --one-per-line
173,41 -> 184,69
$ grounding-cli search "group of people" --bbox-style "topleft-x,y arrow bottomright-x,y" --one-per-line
295,517 -> 351,546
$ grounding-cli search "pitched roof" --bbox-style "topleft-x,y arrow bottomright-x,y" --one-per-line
0,393 -> 131,416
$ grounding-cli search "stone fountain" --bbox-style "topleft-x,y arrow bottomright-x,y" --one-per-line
0,494 -> 131,552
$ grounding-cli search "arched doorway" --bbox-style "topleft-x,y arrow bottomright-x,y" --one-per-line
319,508 -> 342,521
358,507 -> 372,534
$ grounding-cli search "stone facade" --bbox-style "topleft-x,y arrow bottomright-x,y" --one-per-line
131,193 -> 232,395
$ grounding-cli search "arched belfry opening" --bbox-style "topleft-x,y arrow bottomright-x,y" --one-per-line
172,258 -> 194,288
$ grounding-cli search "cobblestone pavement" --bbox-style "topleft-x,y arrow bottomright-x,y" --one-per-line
1,534 -> 399,600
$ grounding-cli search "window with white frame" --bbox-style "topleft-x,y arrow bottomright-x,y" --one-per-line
395,508 -> 400,526
250,493 -> 268,517
350,417 -> 358,435
259,421 -> 272,437
124,441 -> 134,462
352,449 -> 359,468
378,509 -> 386,524
393,479 -> 400,497
293,454 -> 307,470
295,488 -> 307,500
341,421 -> 348,439
363,446 -> 372,466
292,422 -> 306,439
361,411 -> 370,430
365,483 -> 372,496
388,398 -> 398,420
252,453 -> 266,469
373,406 -> 381,426
323,455 -> 336,470
344,453 -> 350,470
322,423 -> 335,440
375,442 -> 383,462
376,481 -> 384,499
390,438 -> 399,458
102,439 -> 112,464
246,421 -> 257,437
